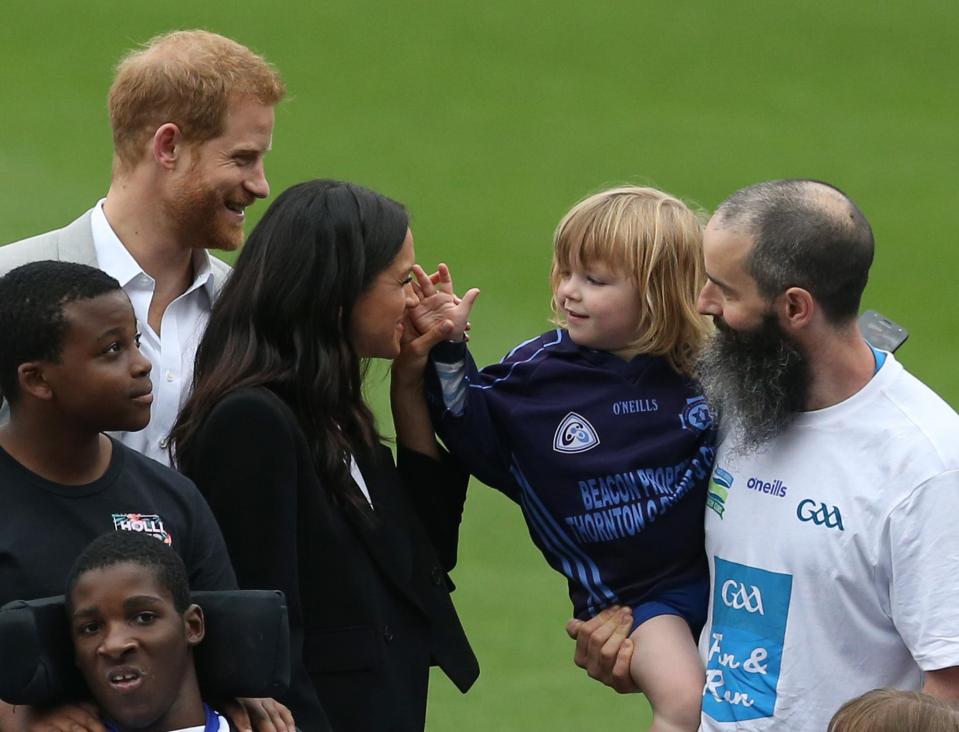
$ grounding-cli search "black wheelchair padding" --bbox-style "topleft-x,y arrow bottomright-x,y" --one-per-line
0,589 -> 291,706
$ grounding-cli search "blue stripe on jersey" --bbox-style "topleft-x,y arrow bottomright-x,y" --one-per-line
511,460 -> 618,614
503,330 -> 559,361
468,330 -> 564,392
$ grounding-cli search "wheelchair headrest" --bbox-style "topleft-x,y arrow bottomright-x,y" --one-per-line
0,589 -> 290,705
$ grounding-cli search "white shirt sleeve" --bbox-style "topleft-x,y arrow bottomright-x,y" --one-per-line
886,469 -> 959,670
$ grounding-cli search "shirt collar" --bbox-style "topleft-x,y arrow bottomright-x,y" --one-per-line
90,198 -> 217,300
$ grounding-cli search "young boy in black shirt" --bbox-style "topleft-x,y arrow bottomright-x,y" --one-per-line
0,262 -> 291,732
66,531 -> 228,732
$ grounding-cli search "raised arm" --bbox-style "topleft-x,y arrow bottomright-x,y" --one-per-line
391,262 -> 480,458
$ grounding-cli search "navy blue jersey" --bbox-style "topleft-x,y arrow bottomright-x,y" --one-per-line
428,329 -> 715,619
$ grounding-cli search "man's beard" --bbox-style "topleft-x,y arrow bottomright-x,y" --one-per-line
696,313 -> 811,455
165,175 -> 244,253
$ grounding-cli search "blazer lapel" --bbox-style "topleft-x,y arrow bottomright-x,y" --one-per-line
342,448 -> 425,613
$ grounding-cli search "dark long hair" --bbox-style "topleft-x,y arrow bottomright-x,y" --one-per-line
170,179 -> 409,508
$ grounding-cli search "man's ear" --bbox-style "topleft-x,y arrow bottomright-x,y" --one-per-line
183,604 -> 205,646
152,123 -> 184,170
17,362 -> 54,401
779,286 -> 815,332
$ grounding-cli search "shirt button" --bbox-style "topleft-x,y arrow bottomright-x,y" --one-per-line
431,566 -> 444,587
383,625 -> 394,643
165,371 -> 176,382
159,438 -> 169,449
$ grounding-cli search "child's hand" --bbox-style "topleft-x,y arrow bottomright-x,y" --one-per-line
408,263 -> 479,343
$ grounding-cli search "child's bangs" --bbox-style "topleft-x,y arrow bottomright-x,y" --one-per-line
553,206 -> 637,278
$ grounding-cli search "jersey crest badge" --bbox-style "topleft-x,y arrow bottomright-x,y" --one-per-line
679,395 -> 712,432
553,412 -> 600,454
112,513 -> 173,545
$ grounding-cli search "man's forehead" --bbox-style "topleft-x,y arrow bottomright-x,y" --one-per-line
704,217 -> 754,260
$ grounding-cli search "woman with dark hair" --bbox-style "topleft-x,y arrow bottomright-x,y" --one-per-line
170,179 -> 478,732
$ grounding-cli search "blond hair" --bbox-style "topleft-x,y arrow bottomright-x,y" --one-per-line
549,185 -> 710,376
828,689 -> 959,732
109,29 -> 286,170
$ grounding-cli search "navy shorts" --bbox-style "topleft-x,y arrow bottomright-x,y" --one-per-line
630,577 -> 709,639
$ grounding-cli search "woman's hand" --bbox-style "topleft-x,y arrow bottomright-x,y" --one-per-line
407,263 -> 479,343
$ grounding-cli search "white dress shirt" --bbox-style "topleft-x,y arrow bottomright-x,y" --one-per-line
349,454 -> 374,508
91,200 -> 218,466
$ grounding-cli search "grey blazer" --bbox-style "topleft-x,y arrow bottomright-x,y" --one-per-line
0,208 -> 232,293
0,208 -> 232,425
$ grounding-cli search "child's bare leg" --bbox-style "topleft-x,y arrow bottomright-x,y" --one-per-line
628,614 -> 703,732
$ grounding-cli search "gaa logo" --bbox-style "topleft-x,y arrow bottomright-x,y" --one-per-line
552,412 -> 600,454
720,579 -> 765,615
796,499 -> 844,531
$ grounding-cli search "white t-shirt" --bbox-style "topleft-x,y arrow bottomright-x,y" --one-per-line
699,353 -> 959,732
91,200 -> 218,466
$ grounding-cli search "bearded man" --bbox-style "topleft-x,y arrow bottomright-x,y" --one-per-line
567,179 -> 959,731
0,30 -> 285,466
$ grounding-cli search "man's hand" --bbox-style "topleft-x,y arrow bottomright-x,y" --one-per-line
220,697 -> 295,732
407,263 -> 479,342
0,701 -> 105,732
565,606 -> 640,694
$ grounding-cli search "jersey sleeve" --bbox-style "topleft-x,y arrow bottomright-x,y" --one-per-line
885,469 -> 959,670
426,340 -> 527,500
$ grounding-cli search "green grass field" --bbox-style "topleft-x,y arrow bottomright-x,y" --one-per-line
2,2 -> 957,728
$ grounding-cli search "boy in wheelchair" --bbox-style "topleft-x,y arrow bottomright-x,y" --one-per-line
1,532 -> 291,732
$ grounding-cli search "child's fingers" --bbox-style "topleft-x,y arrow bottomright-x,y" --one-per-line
459,288 -> 481,312
412,264 -> 435,296
436,263 -> 456,295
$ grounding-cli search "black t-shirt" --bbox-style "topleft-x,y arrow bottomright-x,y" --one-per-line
0,438 -> 236,607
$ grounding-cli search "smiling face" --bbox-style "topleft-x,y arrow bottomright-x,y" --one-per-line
696,216 -> 771,332
553,257 -> 643,359
42,291 -> 153,432
350,229 -> 417,359
70,561 -> 204,732
695,214 -> 811,449
166,95 -> 275,251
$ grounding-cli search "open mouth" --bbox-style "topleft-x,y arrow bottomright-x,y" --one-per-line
224,201 -> 247,220
566,310 -> 587,321
107,668 -> 144,693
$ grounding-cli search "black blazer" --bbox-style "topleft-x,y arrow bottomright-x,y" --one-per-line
182,387 -> 478,732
